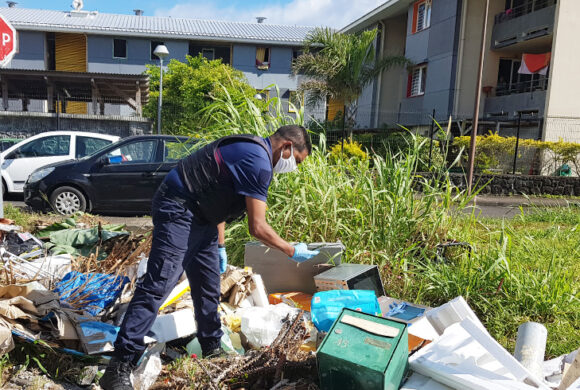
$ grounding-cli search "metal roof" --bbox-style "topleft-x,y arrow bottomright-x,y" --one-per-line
0,7 -> 314,45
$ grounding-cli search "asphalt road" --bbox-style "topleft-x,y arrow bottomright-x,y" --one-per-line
5,193 -> 569,227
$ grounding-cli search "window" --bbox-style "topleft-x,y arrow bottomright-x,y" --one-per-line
107,140 -> 157,164
407,65 -> 427,97
288,91 -> 303,113
150,41 -> 165,60
412,0 -> 432,33
113,39 -> 127,59
255,89 -> 269,101
13,135 -> 70,158
496,58 -> 549,96
256,47 -> 271,70
201,48 -> 215,61
76,136 -> 114,158
163,140 -> 198,162
189,43 -> 231,64
292,49 -> 303,60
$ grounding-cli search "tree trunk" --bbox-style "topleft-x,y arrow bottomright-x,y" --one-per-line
345,101 -> 358,139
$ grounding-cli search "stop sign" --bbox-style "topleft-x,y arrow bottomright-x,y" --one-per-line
0,14 -> 16,67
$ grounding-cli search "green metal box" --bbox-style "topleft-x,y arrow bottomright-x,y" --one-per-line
317,308 -> 408,390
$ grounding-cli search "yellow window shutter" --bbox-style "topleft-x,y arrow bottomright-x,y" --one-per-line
55,33 -> 87,114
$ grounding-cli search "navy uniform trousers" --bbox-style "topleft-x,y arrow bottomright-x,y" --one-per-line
113,182 -> 223,364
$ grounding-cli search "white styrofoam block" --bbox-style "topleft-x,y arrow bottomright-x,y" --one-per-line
250,274 -> 269,307
426,296 -> 486,335
409,318 -> 549,390
401,372 -> 453,390
408,316 -> 440,341
146,309 -> 196,343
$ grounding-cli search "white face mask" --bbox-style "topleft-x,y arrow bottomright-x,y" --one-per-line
273,144 -> 297,173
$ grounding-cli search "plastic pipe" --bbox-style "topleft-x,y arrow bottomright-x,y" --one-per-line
514,321 -> 547,380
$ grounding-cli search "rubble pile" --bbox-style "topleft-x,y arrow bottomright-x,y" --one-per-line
0,219 -> 578,390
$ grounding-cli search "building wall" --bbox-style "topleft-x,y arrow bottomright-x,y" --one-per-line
543,0 -> 580,142
454,0 -> 510,119
232,44 -> 298,90
9,30 -> 45,70
378,14 -> 407,127
400,0 -> 461,122
87,35 -> 189,74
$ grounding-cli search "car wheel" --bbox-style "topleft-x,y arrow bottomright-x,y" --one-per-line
50,186 -> 87,215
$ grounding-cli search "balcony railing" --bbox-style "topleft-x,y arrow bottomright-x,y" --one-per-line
495,77 -> 549,97
494,0 -> 557,25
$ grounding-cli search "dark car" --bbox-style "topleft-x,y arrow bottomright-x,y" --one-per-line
0,138 -> 22,152
24,135 -> 196,215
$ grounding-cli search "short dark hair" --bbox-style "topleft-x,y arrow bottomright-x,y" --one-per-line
272,125 -> 312,154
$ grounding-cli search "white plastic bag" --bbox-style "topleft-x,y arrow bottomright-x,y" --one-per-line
240,304 -> 300,348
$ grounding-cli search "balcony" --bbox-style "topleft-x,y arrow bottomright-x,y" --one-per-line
492,0 -> 556,49
485,79 -> 548,117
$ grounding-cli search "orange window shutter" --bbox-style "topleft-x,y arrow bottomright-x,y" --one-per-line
412,2 -> 419,34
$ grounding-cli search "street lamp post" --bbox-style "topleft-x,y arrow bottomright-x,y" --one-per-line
153,44 -> 169,135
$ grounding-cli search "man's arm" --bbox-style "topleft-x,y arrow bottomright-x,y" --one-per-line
217,222 -> 225,245
246,196 -> 295,257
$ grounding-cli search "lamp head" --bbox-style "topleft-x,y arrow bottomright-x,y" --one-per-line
153,45 -> 169,59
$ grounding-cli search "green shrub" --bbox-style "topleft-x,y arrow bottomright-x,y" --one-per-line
144,54 -> 263,135
329,139 -> 368,163
453,132 -> 580,174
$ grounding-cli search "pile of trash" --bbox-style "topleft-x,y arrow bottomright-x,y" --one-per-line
0,218 -> 578,390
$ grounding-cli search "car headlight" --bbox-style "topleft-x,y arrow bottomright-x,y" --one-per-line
27,167 -> 55,184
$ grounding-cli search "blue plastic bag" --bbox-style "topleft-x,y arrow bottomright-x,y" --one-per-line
54,271 -> 129,316
310,290 -> 381,332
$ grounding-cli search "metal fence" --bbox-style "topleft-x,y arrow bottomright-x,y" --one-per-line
312,109 -> 580,177
1,90 -> 580,178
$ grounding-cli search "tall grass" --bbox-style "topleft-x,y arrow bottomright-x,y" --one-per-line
200,87 -> 471,268
198,88 -> 579,357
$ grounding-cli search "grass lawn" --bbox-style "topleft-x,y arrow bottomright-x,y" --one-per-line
406,206 -> 580,358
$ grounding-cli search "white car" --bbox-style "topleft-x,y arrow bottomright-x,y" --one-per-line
1,131 -> 119,194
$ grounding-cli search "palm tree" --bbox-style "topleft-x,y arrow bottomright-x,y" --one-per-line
292,27 -> 410,136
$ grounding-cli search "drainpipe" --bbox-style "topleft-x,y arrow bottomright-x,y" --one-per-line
374,20 -> 386,128
452,0 -> 469,117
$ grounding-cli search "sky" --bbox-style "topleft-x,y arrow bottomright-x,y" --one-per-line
11,0 -> 387,29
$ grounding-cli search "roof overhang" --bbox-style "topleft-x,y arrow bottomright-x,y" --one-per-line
0,69 -> 149,106
340,0 -> 412,33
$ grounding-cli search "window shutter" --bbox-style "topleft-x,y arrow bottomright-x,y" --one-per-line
407,72 -> 413,97
412,2 -> 419,34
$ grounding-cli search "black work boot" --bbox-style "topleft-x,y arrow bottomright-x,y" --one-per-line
202,346 -> 227,359
200,338 -> 227,359
99,357 -> 135,390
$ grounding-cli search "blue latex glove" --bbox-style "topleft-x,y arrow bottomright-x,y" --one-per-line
291,243 -> 320,263
218,247 -> 227,274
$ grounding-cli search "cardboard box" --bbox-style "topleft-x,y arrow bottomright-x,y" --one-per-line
317,308 -> 408,390
244,242 -> 344,294
314,264 -> 385,298
268,292 -> 312,311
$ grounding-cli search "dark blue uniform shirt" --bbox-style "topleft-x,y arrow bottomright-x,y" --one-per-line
217,137 -> 273,202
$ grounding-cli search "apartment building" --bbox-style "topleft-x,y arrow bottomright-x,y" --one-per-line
342,0 -> 580,142
0,3 -> 318,133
